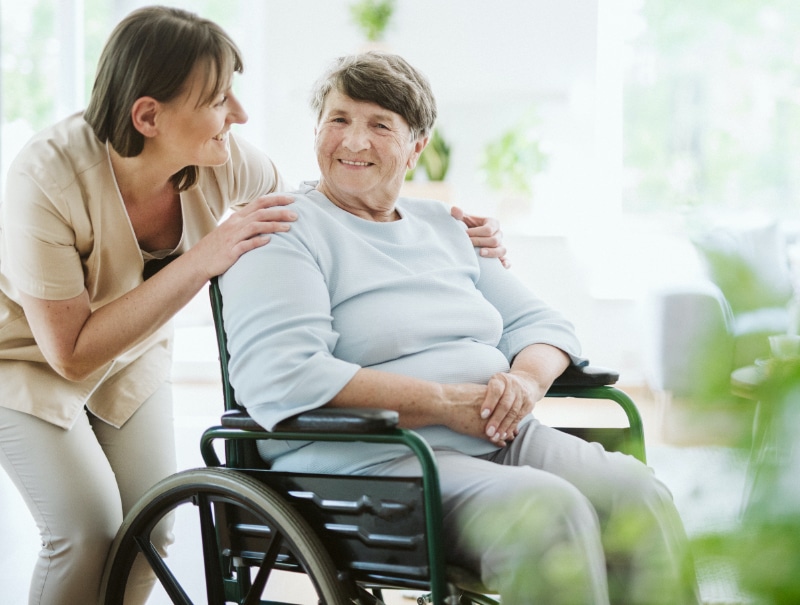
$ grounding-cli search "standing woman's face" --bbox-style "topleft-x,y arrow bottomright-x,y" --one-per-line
154,60 -> 249,168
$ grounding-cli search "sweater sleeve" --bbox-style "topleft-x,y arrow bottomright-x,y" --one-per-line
474,255 -> 587,367
217,207 -> 360,430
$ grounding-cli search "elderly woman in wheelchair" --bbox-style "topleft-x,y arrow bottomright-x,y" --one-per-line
103,52 -> 700,604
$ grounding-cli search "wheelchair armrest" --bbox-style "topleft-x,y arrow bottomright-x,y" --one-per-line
221,410 -> 266,431
551,364 -> 619,387
221,407 -> 400,434
220,366 -> 616,434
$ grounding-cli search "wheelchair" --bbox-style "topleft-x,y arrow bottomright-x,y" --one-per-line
100,277 -> 647,605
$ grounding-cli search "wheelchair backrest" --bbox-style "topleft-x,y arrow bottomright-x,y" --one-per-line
209,276 -> 239,413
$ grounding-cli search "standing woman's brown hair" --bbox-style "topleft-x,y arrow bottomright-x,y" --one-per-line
84,5 -> 243,191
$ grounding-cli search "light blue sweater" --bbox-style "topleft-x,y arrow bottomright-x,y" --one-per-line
219,183 -> 584,473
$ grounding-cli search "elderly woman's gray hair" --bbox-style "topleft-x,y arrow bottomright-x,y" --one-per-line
309,51 -> 437,140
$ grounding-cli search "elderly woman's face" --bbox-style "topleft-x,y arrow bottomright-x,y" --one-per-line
314,90 -> 427,221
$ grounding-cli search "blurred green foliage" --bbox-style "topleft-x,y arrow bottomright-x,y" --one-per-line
1,1 -> 240,133
349,0 -> 395,42
2,1 -> 60,130
479,109 -> 549,196
624,0 -> 800,216
406,128 -> 451,182
693,362 -> 800,604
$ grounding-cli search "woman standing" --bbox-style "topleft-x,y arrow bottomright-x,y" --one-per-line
0,7 -> 292,604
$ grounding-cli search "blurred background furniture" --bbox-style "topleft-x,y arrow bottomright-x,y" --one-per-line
644,216 -> 796,443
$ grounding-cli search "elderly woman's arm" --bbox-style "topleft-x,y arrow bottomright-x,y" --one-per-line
221,240 -> 500,442
328,341 -> 570,445
467,253 -> 583,441
328,367 -> 501,443
221,222 -> 507,445
221,198 -> 579,444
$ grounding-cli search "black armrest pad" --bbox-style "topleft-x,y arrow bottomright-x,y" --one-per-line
552,364 -> 619,387
221,409 -> 266,431
221,407 -> 400,434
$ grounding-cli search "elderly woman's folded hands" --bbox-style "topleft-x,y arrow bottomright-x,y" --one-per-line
438,371 -> 543,447
480,370 -> 545,443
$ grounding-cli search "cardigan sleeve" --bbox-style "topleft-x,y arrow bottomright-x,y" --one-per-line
218,205 -> 360,430
474,255 -> 587,367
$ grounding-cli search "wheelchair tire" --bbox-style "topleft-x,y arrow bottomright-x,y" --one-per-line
100,467 -> 352,605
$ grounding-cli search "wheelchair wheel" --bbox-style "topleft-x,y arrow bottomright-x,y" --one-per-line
101,467 -> 352,605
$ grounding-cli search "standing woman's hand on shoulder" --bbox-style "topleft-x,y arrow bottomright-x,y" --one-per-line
450,205 -> 510,268
189,193 -> 296,279
20,193 -> 296,382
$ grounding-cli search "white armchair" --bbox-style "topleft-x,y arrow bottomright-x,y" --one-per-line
644,217 -> 793,407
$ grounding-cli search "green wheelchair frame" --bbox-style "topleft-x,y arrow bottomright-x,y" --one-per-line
100,277 -> 646,605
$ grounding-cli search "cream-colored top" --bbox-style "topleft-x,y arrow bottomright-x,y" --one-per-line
0,112 -> 285,429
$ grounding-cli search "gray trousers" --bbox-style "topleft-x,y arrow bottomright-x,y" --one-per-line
0,382 -> 177,605
364,418 -> 701,605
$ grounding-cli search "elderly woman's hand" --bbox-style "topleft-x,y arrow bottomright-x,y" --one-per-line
450,206 -> 510,268
439,383 -> 513,447
480,370 -> 547,444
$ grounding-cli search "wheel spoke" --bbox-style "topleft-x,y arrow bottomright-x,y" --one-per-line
243,529 -> 284,605
197,493 -> 227,604
134,536 -> 194,605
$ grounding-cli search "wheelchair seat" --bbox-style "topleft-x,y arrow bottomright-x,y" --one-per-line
99,277 -> 646,605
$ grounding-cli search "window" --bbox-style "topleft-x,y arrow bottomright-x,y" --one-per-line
623,0 -> 800,218
0,0 -> 242,189
1,0 -> 110,184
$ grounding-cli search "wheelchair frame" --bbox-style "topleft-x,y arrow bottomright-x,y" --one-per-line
100,278 -> 646,605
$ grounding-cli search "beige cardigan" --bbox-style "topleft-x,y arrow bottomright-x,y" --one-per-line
0,112 -> 284,429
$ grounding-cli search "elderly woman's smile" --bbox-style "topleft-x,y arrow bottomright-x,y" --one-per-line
315,90 -> 427,222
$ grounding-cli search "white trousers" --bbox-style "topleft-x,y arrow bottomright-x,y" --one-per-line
364,418 -> 702,605
0,382 -> 177,605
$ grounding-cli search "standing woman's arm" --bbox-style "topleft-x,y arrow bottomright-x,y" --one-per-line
20,194 -> 295,381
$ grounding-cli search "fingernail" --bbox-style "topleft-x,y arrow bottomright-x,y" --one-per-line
481,409 -> 490,419
480,248 -> 488,256
486,426 -> 495,437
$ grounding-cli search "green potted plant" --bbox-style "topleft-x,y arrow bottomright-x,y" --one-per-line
349,0 -> 396,43
480,114 -> 548,197
406,128 -> 450,182
419,128 -> 451,182
403,128 -> 453,202
479,110 -> 549,222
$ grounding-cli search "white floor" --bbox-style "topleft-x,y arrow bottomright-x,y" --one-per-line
0,320 -> 752,604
